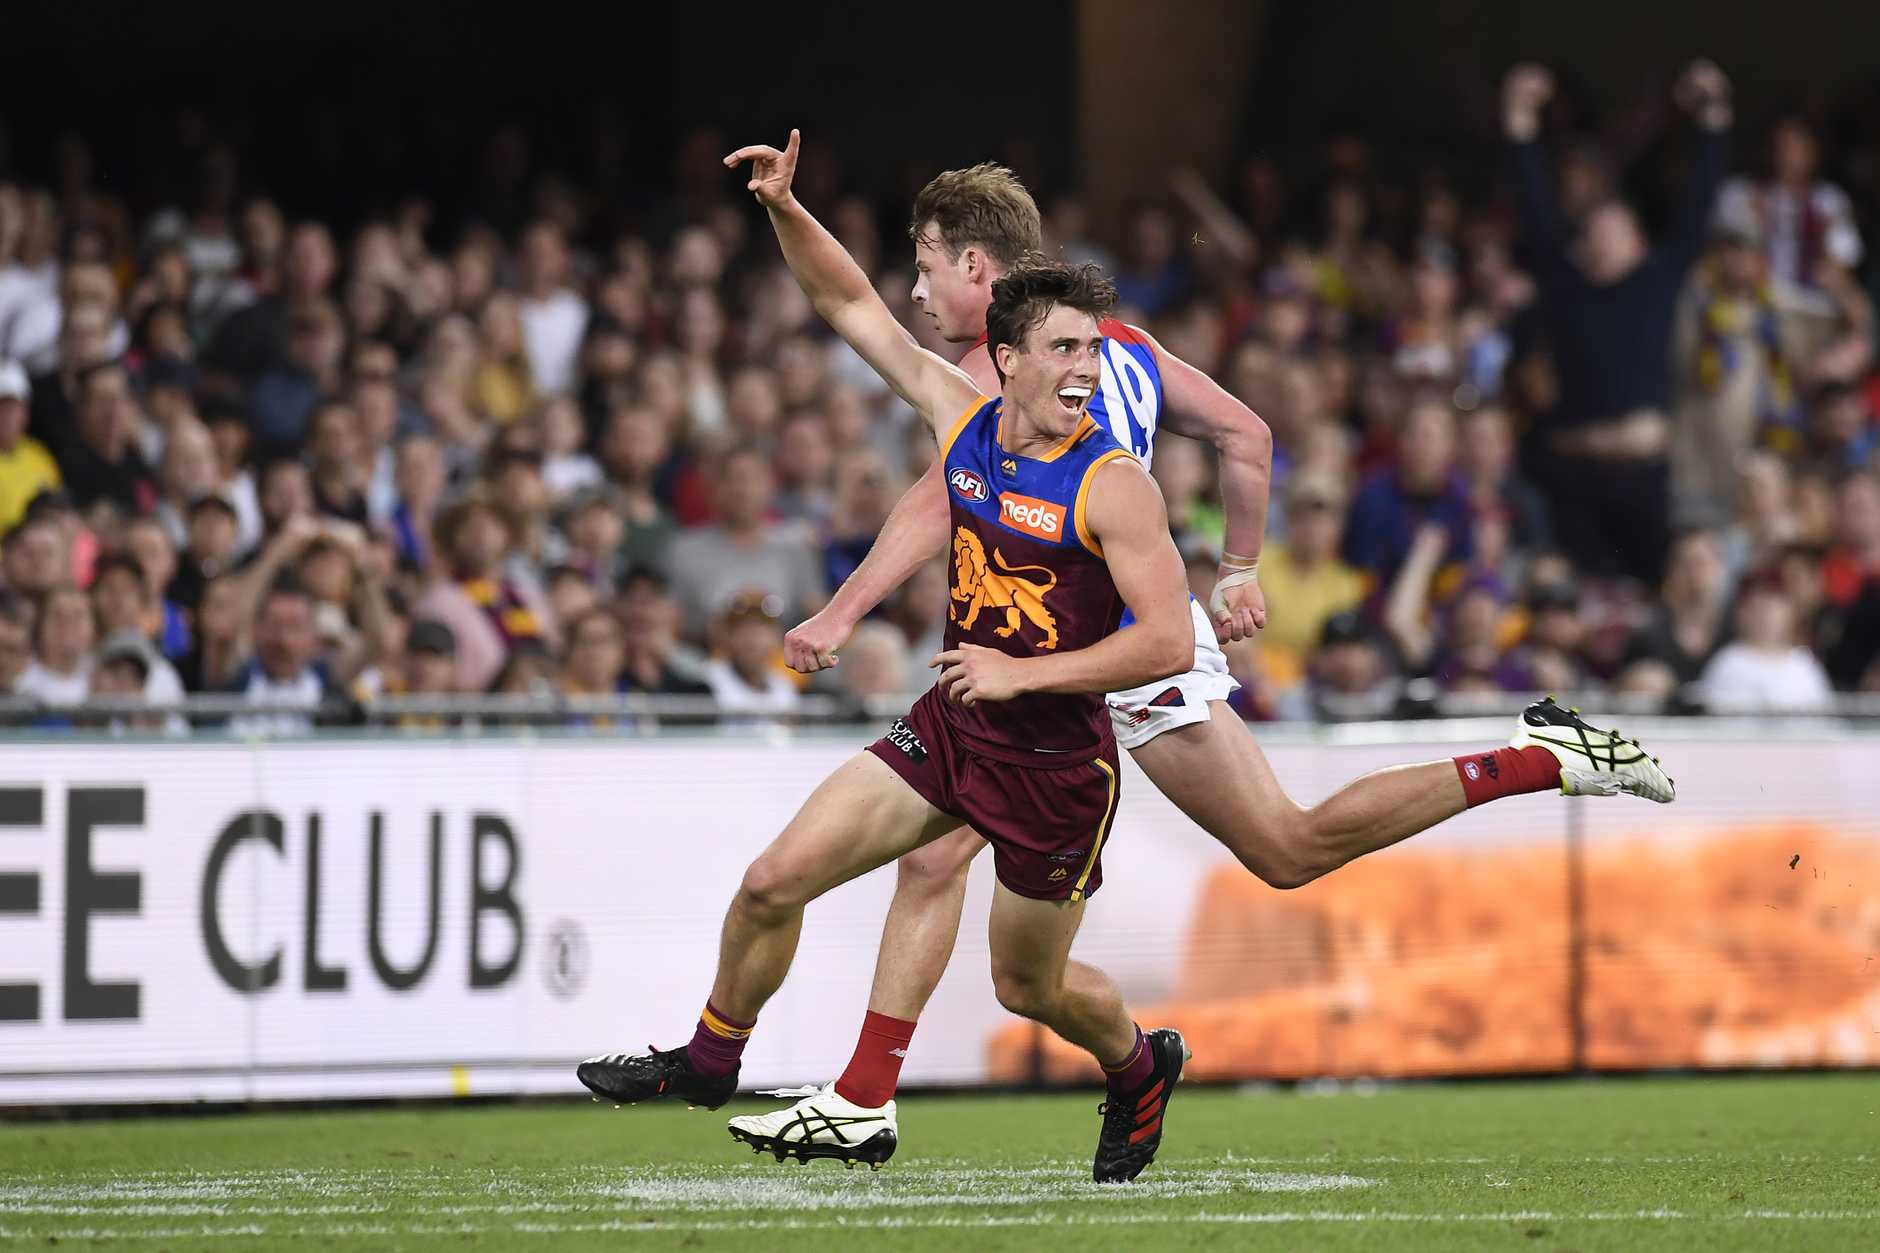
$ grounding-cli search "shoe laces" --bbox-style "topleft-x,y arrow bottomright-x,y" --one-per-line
1097,1095 -> 1138,1139
758,1085 -> 824,1099
644,1044 -> 691,1071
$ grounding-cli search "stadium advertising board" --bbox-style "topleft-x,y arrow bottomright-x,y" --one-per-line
1,729 -> 1875,1104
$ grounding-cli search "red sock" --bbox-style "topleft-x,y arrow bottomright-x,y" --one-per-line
687,1001 -> 755,1079
1103,1024 -> 1155,1096
834,1010 -> 917,1107
1452,746 -> 1562,808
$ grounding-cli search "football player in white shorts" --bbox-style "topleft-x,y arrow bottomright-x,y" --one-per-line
723,146 -> 1673,1167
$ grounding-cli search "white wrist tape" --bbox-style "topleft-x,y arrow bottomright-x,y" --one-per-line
1210,563 -> 1259,618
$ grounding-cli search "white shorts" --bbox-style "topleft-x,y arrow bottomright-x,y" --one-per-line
1106,599 -> 1240,751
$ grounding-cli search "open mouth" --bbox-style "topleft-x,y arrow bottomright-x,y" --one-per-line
1057,385 -> 1092,413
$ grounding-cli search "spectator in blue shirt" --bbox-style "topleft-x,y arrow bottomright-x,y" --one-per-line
1343,397 -> 1474,586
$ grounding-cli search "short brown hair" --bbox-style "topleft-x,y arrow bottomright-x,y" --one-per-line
985,262 -> 1117,383
908,164 -> 1042,268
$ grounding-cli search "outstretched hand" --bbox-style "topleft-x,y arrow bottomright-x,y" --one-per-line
723,129 -> 802,208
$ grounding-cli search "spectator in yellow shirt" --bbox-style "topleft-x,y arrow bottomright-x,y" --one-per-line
0,361 -> 60,531
1252,469 -> 1368,676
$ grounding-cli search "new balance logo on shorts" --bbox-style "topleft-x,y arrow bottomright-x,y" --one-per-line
886,719 -> 928,764
1109,700 -> 1153,727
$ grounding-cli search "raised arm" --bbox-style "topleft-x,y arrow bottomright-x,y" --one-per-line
782,350 -> 1003,673
1503,64 -> 1574,282
935,458 -> 1192,704
1663,60 -> 1733,270
726,130 -> 979,432
784,463 -> 949,672
1149,328 -> 1272,642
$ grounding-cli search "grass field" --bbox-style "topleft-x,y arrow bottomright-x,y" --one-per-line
2,1075 -> 1877,1250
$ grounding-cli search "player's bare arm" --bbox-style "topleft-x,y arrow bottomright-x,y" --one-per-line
784,343 -> 1003,673
726,130 -> 980,436
935,458 -> 1191,706
1148,328 -> 1273,642
786,462 -> 949,672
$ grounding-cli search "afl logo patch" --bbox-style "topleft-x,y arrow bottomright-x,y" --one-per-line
949,467 -> 989,502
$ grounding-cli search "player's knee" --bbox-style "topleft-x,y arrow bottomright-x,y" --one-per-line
990,967 -> 1056,1022
1229,810 -> 1325,890
736,856 -> 807,925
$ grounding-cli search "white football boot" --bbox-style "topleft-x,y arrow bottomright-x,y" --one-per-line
726,1082 -> 898,1169
1510,696 -> 1676,803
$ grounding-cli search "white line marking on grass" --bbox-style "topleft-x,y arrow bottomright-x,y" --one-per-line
597,1168 -> 1376,1212
9,1210 -> 1880,1241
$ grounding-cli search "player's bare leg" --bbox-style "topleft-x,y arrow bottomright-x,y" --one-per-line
864,826 -> 982,1019
709,754 -> 958,1021
987,884 -> 1186,1183
1132,697 -> 1674,890
1129,702 -> 1463,888
986,887 -> 1131,1062
577,753 -> 955,1110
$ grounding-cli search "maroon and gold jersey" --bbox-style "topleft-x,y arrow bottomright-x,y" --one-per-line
934,394 -> 1135,765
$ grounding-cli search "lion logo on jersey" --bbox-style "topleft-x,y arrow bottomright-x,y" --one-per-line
950,526 -> 1059,649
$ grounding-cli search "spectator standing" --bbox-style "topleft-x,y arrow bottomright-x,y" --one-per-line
1505,60 -> 1732,583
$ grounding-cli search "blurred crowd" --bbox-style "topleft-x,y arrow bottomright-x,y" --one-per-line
2,58 -> 1880,732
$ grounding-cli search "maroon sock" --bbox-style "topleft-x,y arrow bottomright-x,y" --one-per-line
1102,1024 -> 1155,1096
833,1010 -> 918,1107
1453,746 -> 1562,808
687,1001 -> 755,1079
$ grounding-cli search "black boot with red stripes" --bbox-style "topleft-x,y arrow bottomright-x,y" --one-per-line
1092,1027 -> 1189,1183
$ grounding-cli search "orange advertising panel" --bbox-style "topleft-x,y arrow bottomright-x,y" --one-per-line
989,823 -> 1880,1082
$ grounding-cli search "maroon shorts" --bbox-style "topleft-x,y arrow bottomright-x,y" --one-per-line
866,686 -> 1122,902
